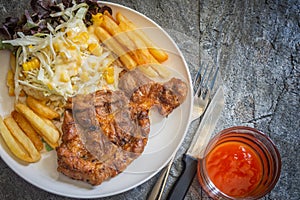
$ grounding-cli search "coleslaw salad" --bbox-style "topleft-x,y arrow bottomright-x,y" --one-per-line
3,2 -> 120,100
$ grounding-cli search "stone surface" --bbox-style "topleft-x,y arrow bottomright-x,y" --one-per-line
0,0 -> 299,199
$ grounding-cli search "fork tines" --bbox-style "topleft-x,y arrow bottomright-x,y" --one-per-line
193,62 -> 219,98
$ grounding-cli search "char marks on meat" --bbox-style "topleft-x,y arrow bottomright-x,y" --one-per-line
56,70 -> 188,185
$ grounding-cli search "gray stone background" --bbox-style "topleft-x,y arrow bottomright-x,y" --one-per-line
0,0 -> 299,199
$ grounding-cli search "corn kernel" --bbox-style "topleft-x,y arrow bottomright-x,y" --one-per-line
67,45 -> 76,50
53,43 -> 58,52
22,62 -> 29,71
47,83 -> 53,90
105,75 -> 114,84
32,58 -> 39,66
82,32 -> 89,41
22,57 -> 40,71
67,30 -> 73,38
106,66 -> 114,76
72,32 -> 89,43
88,43 -> 97,52
88,43 -> 102,56
104,66 -> 114,84
60,71 -> 70,82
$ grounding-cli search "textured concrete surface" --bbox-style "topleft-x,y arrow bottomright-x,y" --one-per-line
0,0 -> 299,199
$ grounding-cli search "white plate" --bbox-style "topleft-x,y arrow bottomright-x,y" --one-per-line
0,1 -> 193,198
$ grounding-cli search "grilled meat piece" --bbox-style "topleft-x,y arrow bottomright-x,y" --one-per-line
57,70 -> 188,185
118,69 -> 154,96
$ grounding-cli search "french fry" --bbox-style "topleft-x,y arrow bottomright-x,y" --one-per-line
100,14 -> 153,66
6,69 -> 14,96
118,21 -> 159,65
94,26 -> 137,70
116,12 -> 169,63
26,96 -> 60,119
10,52 -> 16,73
42,116 -> 61,135
103,10 -> 115,21
101,15 -> 136,52
0,116 -> 33,162
11,111 -> 43,151
40,117 -> 60,149
4,116 -> 41,162
42,135 -> 59,149
15,103 -> 60,145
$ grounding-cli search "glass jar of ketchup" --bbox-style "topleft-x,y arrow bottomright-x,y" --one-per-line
197,126 -> 281,199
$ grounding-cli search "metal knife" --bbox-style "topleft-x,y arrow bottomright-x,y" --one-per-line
166,86 -> 225,200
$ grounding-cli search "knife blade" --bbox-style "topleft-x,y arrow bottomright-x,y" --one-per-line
166,86 -> 225,200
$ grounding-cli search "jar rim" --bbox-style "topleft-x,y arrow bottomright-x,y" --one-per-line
198,126 -> 282,199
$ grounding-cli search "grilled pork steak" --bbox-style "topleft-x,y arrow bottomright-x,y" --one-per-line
118,69 -> 153,96
56,70 -> 188,185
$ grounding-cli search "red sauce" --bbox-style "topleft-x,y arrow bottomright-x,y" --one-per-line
205,141 -> 263,197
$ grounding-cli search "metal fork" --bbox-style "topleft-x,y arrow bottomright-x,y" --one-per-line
191,62 -> 219,122
147,63 -> 219,200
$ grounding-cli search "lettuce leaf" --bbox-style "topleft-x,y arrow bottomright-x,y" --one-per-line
0,0 -> 112,42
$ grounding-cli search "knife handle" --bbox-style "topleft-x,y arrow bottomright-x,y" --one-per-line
167,154 -> 198,200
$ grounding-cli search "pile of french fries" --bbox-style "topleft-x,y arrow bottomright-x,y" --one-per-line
0,96 -> 60,163
93,11 -> 170,78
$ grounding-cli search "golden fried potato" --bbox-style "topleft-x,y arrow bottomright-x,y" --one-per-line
40,117 -> 60,149
6,69 -> 14,96
15,103 -> 60,145
42,135 -> 59,149
119,23 -> 159,67
26,96 -> 60,119
42,116 -> 61,134
11,110 -> 43,151
101,15 -> 138,63
10,52 -> 16,73
101,15 -> 136,51
94,26 -> 137,70
4,116 -> 41,162
0,116 -> 33,162
100,14 -> 153,66
116,12 -> 169,63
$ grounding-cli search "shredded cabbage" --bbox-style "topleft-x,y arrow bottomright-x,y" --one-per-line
3,2 -> 120,100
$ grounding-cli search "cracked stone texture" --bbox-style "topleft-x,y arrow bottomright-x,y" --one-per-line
0,0 -> 299,199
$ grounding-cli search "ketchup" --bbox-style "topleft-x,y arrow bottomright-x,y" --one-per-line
205,141 -> 263,197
